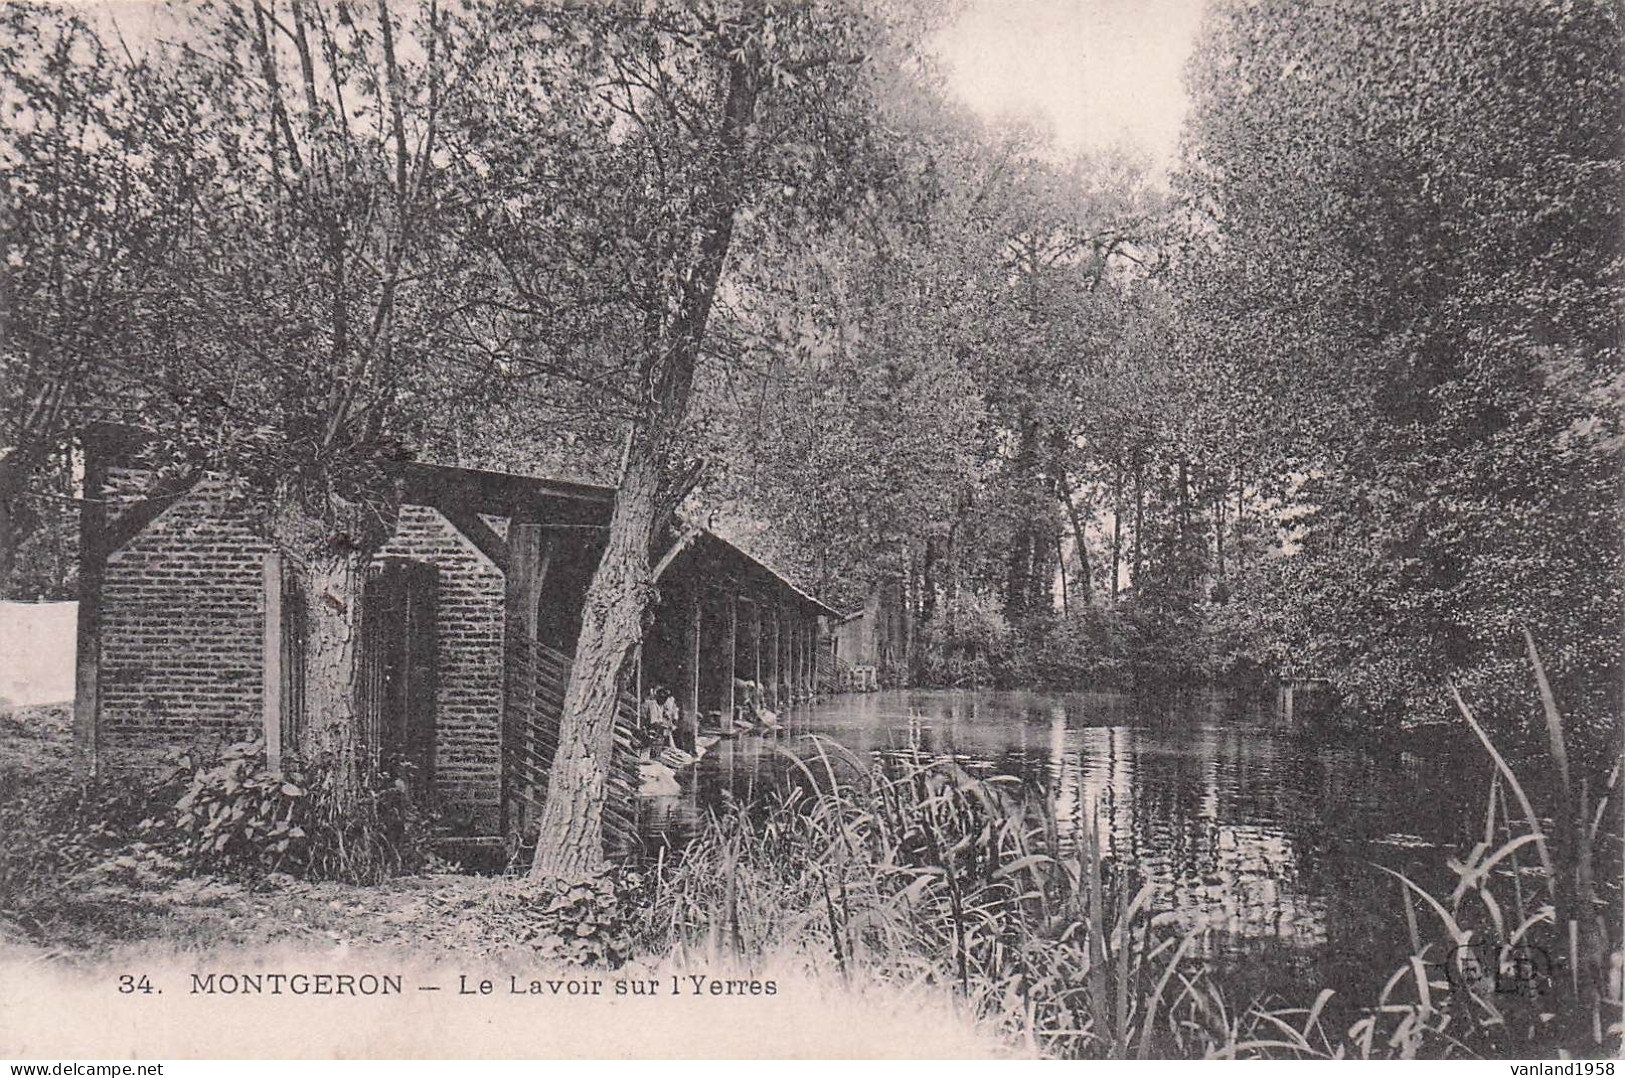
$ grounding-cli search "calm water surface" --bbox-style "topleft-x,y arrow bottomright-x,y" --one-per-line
635,688 -> 1489,1002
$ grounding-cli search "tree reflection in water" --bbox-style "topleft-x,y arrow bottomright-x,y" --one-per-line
635,688 -> 1479,1004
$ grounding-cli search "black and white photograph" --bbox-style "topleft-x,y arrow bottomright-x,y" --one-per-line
0,0 -> 1619,1063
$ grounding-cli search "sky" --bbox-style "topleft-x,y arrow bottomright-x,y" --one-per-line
933,0 -> 1209,170
83,0 -> 1209,170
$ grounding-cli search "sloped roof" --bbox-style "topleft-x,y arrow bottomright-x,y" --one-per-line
86,425 -> 837,617
394,460 -> 835,615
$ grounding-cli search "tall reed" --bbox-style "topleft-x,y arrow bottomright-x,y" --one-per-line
638,736 -> 1229,1057
637,643 -> 1622,1058
1353,639 -> 1622,1058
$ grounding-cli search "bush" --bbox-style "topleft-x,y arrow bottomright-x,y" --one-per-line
499,870 -> 647,968
0,771 -> 182,932
152,738 -> 438,884
1022,607 -> 1132,690
917,593 -> 1016,687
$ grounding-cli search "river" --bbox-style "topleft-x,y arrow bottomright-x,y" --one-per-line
635,688 -> 1491,1006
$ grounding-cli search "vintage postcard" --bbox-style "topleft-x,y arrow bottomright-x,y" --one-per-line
1,0 -> 1620,1064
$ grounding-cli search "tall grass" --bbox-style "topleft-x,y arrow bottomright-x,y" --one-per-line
1357,636 -> 1622,1058
636,645 -> 1622,1059
638,736 -> 1245,1057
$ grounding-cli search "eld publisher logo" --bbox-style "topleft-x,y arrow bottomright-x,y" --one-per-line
1442,940 -> 1555,998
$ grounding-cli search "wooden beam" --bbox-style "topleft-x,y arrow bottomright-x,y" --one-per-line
263,552 -> 285,770
751,602 -> 762,697
396,459 -> 611,517
651,522 -> 701,583
441,503 -> 510,573
792,618 -> 803,700
779,607 -> 792,708
724,591 -> 738,726
767,608 -> 780,709
809,618 -> 819,695
505,523 -> 549,646
502,524 -> 549,838
72,443 -> 108,777
685,587 -> 701,740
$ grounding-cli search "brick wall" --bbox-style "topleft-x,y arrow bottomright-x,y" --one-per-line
98,475 -> 273,770
95,475 -> 508,836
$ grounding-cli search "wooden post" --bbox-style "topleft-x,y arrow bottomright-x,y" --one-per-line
263,552 -> 284,770
72,442 -> 108,777
722,591 -> 738,728
784,609 -> 795,704
780,608 -> 793,708
805,617 -> 815,697
751,601 -> 763,695
767,608 -> 781,709
503,523 -> 548,838
685,588 -> 701,740
790,617 -> 802,702
506,523 -> 548,647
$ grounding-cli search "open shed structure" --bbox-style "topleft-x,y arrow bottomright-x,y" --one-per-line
74,426 -> 836,842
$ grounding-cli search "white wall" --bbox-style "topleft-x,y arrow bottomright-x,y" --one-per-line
0,600 -> 77,706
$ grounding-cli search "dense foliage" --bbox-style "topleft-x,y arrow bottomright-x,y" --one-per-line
1,0 -> 1616,867
1176,0 -> 1623,738
704,0 -> 1622,752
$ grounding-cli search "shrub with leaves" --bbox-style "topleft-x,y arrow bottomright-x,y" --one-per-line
162,740 -> 309,873
0,770 -> 182,935
478,869 -> 645,969
154,738 -> 437,884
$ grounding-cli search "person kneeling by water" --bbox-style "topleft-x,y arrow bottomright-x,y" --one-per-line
659,687 -> 695,753
643,685 -> 678,755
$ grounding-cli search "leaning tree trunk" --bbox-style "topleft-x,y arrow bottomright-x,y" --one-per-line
1056,469 -> 1093,604
528,32 -> 760,885
529,443 -> 661,882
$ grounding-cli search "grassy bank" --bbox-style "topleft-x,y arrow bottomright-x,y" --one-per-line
3,692 -> 1619,1059
637,726 -> 1621,1059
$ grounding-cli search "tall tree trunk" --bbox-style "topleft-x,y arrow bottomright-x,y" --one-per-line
1131,454 -> 1145,591
295,550 -> 368,807
920,535 -> 939,623
528,443 -> 660,882
1235,468 -> 1247,571
529,38 -> 759,883
1183,455 -> 1196,591
902,557 -> 916,683
267,480 -> 394,811
1055,469 -> 1093,604
1005,524 -> 1031,621
1056,531 -> 1068,615
1005,416 -> 1042,622
1110,461 -> 1122,602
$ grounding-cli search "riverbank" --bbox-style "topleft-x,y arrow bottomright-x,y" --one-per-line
4,700 -> 1618,1059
